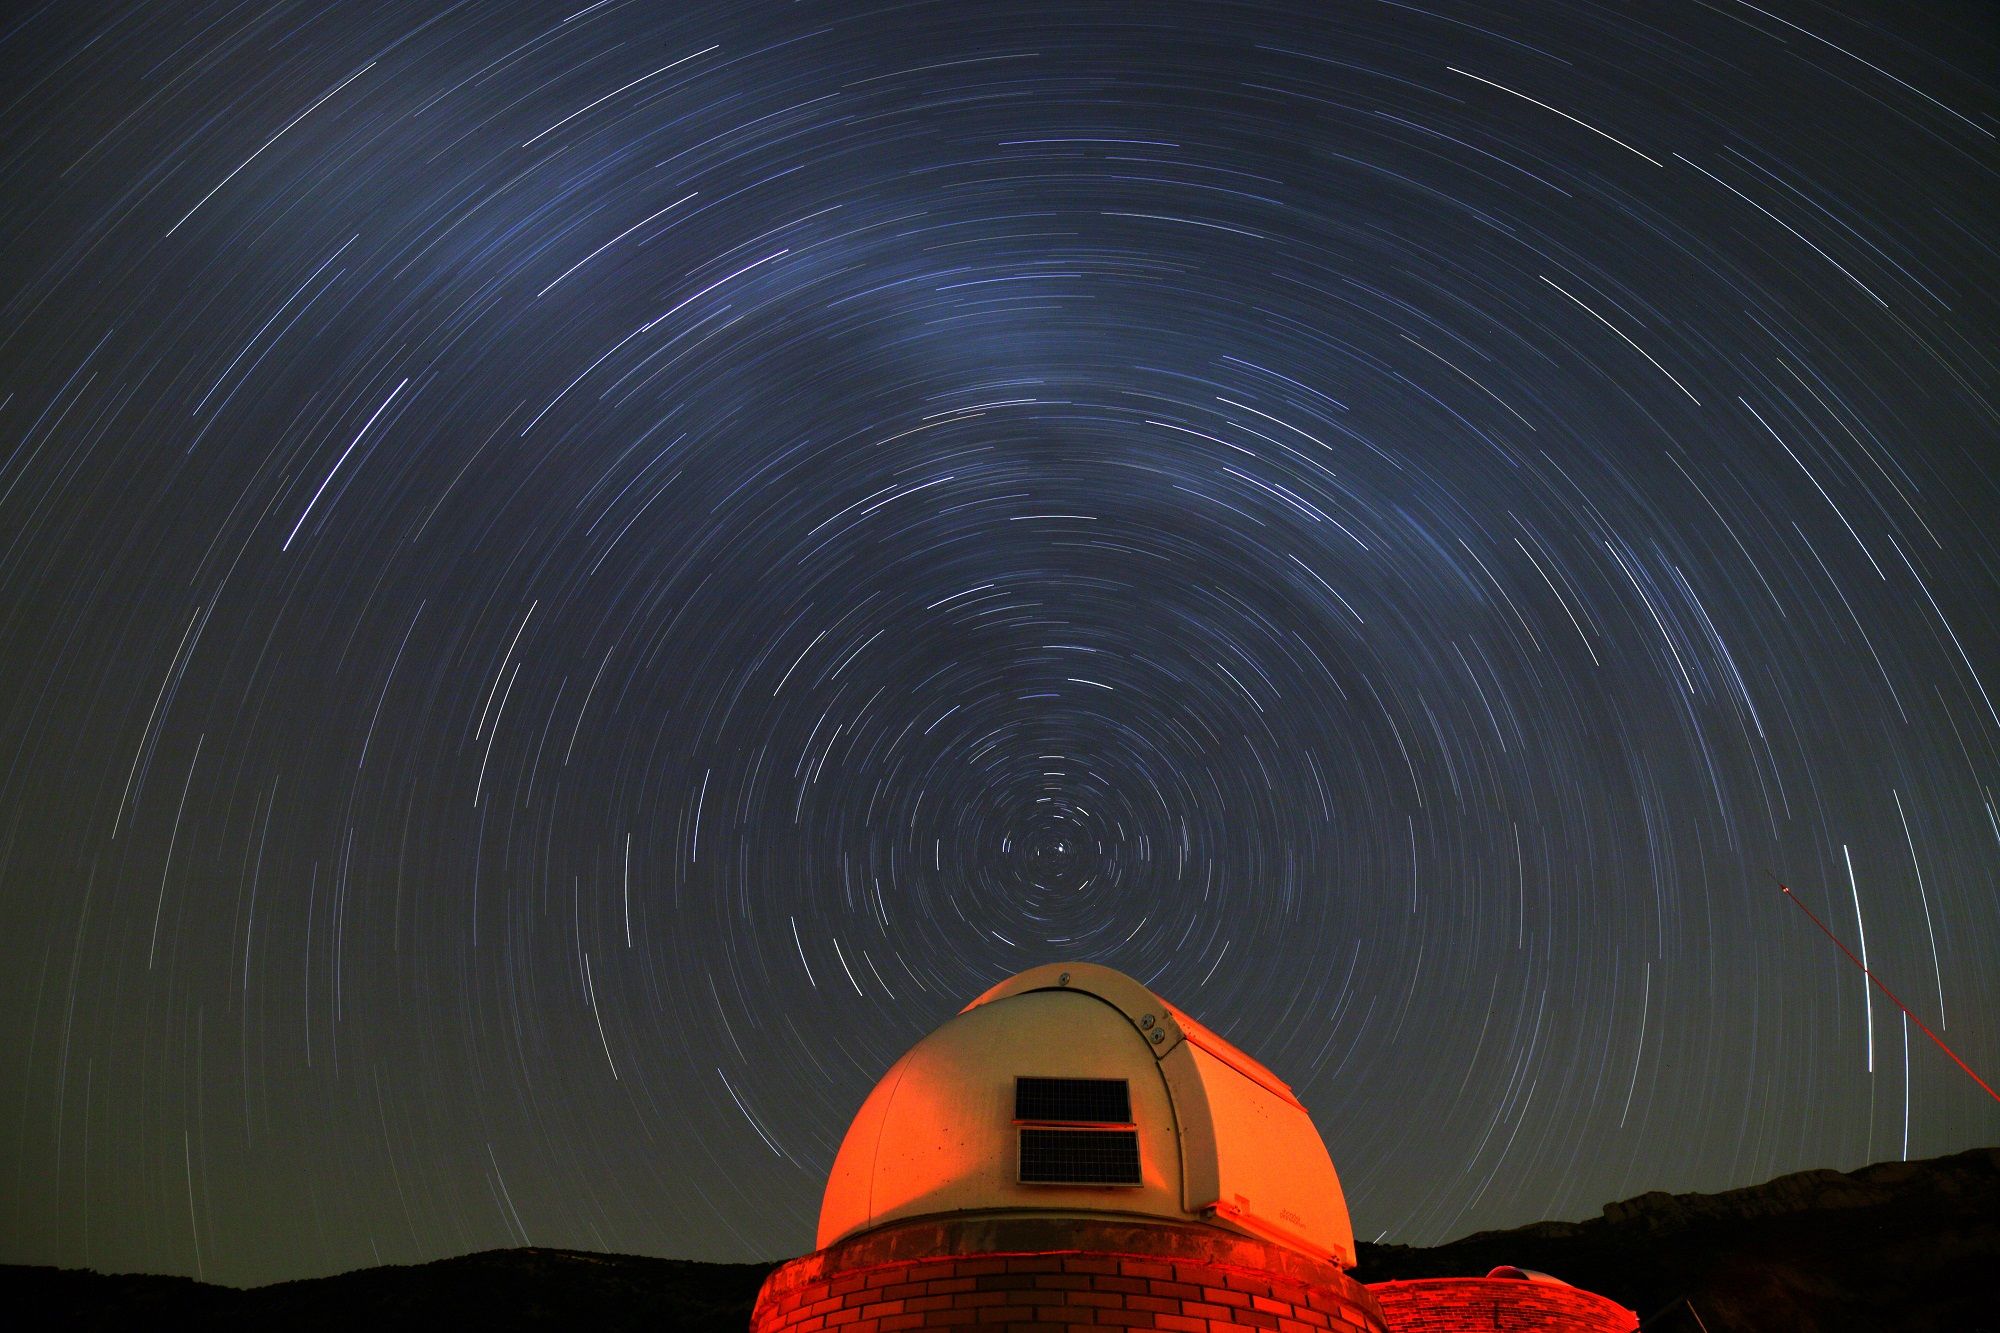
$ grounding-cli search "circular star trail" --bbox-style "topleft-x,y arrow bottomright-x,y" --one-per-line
0,0 -> 1995,1287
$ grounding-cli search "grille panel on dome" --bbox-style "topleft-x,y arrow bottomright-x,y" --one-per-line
1017,1127 -> 1142,1185
1015,1076 -> 1131,1124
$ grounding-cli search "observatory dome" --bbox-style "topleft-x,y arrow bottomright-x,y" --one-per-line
817,961 -> 1357,1267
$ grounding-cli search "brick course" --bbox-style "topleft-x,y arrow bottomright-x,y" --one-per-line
753,1218 -> 1387,1333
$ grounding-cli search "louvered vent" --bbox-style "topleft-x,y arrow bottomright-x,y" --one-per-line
1018,1127 -> 1142,1184
1014,1077 -> 1140,1186
1015,1077 -> 1131,1124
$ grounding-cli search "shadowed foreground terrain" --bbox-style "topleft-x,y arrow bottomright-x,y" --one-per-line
8,1146 -> 1995,1331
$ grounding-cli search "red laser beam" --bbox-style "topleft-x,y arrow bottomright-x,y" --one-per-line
1778,880 -> 1999,1104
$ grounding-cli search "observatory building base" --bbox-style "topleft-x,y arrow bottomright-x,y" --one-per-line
751,1213 -> 1390,1333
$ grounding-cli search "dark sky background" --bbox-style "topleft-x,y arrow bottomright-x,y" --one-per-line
1,0 -> 1996,1290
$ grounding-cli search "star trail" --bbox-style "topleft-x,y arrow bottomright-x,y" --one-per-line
1,0 -> 1996,1289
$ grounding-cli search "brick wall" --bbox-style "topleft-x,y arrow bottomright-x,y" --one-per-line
752,1247 -> 1388,1333
1368,1278 -> 1636,1332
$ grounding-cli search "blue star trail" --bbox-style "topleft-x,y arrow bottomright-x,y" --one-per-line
0,0 -> 1994,1287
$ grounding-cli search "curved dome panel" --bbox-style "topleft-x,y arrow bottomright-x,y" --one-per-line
817,963 -> 1356,1267
817,986 -> 1182,1246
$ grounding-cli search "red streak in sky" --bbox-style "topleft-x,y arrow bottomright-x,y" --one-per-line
1780,882 -> 1999,1104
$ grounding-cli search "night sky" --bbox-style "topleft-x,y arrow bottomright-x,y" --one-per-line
2,0 -> 1996,1290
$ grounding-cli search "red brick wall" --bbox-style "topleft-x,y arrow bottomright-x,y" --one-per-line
752,1249 -> 1388,1333
1368,1278 -> 1636,1332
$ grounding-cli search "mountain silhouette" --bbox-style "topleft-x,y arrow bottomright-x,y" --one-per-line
9,1145 -> 1994,1331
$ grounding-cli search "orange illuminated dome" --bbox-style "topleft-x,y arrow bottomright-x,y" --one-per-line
752,962 -> 1389,1333
754,960 -> 1635,1333
817,960 -> 1358,1265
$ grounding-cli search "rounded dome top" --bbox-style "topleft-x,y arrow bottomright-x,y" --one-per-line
817,962 -> 1356,1267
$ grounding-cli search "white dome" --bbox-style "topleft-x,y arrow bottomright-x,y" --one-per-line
817,962 -> 1357,1268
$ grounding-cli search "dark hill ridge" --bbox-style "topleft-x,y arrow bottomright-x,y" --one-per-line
1353,1144 -> 2000,1331
7,1145 -> 1995,1331
4,1248 -> 776,1332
